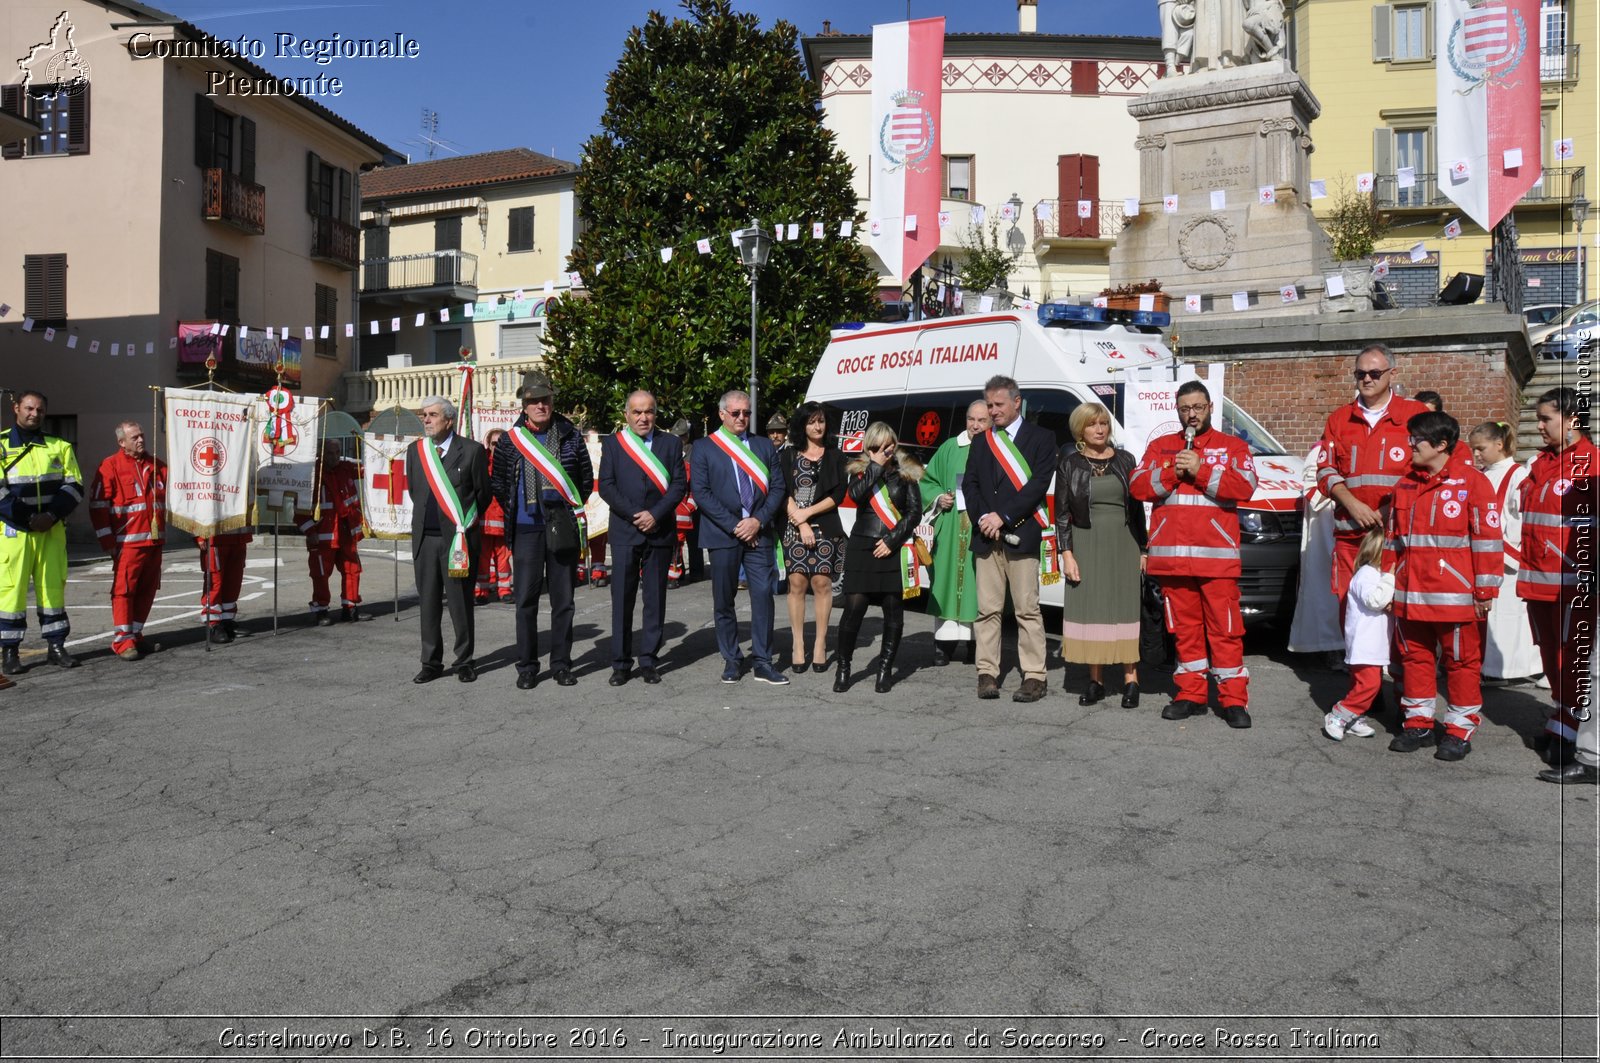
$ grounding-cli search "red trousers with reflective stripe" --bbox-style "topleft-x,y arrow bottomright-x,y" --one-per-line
1527,599 -> 1587,741
1396,616 -> 1483,739
308,540 -> 362,609
111,548 -> 162,652
199,538 -> 248,624
476,533 -> 512,598
1334,664 -> 1383,718
1161,575 -> 1248,707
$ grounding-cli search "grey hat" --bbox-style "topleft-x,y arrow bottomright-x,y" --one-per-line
519,370 -> 555,402
766,412 -> 789,432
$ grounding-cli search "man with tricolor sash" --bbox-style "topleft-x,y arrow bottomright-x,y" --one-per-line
406,396 -> 491,684
961,375 -> 1059,703
691,390 -> 789,686
598,390 -> 686,686
491,371 -> 593,690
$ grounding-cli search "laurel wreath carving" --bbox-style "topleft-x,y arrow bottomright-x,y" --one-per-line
1177,215 -> 1236,272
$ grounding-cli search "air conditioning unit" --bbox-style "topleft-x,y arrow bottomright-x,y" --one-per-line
386,353 -> 413,369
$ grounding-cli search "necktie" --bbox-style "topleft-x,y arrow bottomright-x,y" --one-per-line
736,463 -> 754,514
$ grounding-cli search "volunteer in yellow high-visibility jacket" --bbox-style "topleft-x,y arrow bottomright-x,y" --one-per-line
0,390 -> 84,675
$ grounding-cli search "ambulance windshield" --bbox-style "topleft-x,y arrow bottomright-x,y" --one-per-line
1221,399 -> 1287,457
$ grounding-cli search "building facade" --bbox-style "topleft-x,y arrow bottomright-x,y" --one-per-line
1291,0 -> 1595,307
803,15 -> 1162,306
0,0 -> 392,504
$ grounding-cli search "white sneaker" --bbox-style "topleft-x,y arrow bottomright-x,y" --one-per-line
1323,712 -> 1348,741
1346,716 -> 1377,738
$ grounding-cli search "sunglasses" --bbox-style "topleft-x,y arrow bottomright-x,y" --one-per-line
726,409 -> 751,418
1353,368 -> 1391,381
1408,436 -> 1435,447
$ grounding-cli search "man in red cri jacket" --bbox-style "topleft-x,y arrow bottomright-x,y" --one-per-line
299,439 -> 367,625
1131,381 -> 1259,728
90,421 -> 167,660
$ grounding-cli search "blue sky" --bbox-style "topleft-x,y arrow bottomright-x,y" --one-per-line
155,1 -> 1158,162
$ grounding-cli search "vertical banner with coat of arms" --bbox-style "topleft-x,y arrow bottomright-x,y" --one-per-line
253,388 -> 324,517
870,17 -> 944,283
359,432 -> 418,539
163,387 -> 256,537
1436,0 -> 1542,232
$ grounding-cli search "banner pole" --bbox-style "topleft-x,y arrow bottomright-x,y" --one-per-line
394,538 -> 400,621
272,500 -> 280,635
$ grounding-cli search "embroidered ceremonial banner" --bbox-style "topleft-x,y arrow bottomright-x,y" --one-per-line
360,431 -> 418,539
163,387 -> 256,537
252,392 -> 324,518
870,17 -> 944,283
1437,0 -> 1542,231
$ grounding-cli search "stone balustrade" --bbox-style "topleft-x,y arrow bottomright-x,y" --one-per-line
341,356 -> 547,416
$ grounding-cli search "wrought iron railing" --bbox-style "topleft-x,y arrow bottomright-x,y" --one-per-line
360,250 -> 479,293
202,168 -> 265,234
1032,199 -> 1127,241
311,215 -> 359,271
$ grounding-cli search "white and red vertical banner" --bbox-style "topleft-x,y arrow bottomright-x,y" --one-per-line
164,388 -> 256,538
870,17 -> 944,283
1436,0 -> 1542,232
360,431 -> 418,539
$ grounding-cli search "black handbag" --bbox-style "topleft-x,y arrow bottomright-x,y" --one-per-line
1139,574 -> 1173,669
545,503 -> 581,559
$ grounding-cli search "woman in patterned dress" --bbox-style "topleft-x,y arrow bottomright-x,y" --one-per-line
782,403 -> 848,672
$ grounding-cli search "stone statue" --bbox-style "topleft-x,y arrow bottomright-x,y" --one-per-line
1242,0 -> 1286,61
1189,0 -> 1247,73
1158,0 -> 1196,75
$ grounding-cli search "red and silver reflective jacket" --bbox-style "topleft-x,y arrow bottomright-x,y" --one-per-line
675,456 -> 697,531
1317,395 -> 1431,538
1517,435 -> 1597,603
298,460 -> 364,548
482,447 -> 507,536
1384,451 -> 1501,622
1130,426 -> 1257,578
89,450 -> 166,550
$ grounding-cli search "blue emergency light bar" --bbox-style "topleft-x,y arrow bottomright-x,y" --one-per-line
1037,303 -> 1106,325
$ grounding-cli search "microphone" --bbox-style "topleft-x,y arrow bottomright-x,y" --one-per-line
1184,426 -> 1196,450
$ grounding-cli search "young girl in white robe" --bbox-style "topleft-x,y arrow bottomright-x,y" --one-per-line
1469,421 -> 1542,683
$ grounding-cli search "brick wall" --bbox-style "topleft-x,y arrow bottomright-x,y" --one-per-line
1215,345 -> 1522,457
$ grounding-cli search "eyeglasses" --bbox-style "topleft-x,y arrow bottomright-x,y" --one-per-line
1176,404 -> 1209,415
1408,435 -> 1433,447
524,396 -> 553,406
1353,368 -> 1391,381
726,409 -> 751,418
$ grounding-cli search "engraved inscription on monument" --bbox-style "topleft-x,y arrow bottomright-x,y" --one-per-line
1175,144 -> 1250,192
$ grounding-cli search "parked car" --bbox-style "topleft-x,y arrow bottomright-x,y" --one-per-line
1540,300 -> 1600,360
1524,302 -> 1571,342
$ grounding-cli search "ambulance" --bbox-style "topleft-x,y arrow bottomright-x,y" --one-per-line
804,306 -> 1308,622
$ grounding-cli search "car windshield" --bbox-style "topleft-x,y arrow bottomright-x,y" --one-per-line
1551,301 -> 1598,329
1221,399 -> 1288,456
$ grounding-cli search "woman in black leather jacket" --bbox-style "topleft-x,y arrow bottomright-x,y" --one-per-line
1056,402 -> 1147,707
835,422 -> 923,694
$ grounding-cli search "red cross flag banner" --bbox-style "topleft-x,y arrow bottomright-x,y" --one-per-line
1437,0 -> 1542,231
163,387 -> 257,537
252,392 -> 324,518
360,431 -> 418,539
869,17 -> 944,284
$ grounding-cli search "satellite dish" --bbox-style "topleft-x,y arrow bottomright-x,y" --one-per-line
366,408 -> 424,436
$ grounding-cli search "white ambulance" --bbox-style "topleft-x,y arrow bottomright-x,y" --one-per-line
804,307 -> 1307,621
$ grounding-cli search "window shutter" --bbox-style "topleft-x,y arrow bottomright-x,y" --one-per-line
24,253 -> 67,323
65,84 -> 89,155
1,86 -> 23,160
1373,127 -> 1393,178
1424,1 -> 1436,59
1082,155 -> 1101,238
306,150 -> 321,214
1372,5 -> 1392,61
194,94 -> 214,168
1058,154 -> 1085,237
238,116 -> 255,183
1070,60 -> 1099,96
338,168 -> 352,223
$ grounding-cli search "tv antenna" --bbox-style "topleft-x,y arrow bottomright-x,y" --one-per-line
419,108 -> 441,159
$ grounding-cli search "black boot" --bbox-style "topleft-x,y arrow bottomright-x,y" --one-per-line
874,619 -> 903,693
833,658 -> 852,693
1,647 -> 21,674
834,611 -> 861,693
47,643 -> 78,669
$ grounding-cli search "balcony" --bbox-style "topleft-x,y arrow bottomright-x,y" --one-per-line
1032,199 -> 1127,247
311,215 -> 359,271
202,168 -> 265,235
341,354 -> 544,416
361,250 -> 478,306
1375,166 -> 1585,212
1540,44 -> 1580,83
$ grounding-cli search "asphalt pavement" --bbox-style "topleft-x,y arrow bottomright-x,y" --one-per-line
0,537 -> 1595,1061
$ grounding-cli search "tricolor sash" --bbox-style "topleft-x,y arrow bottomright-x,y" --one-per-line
617,428 -> 671,494
985,428 -> 1058,582
709,427 -> 769,494
509,425 -> 583,507
869,482 -> 921,599
416,438 -> 480,577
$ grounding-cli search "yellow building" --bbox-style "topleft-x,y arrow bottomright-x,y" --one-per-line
0,0 -> 393,481
345,149 -> 580,418
1290,0 -> 1594,306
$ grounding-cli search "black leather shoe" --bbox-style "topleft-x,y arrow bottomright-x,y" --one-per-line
456,663 -> 478,683
1537,735 -> 1577,766
609,669 -> 629,686
931,643 -> 950,667
1388,727 -> 1437,753
210,625 -> 234,644
516,671 -> 537,690
1120,683 -> 1141,708
1221,705 -> 1252,729
0,648 -> 21,675
47,644 -> 79,669
554,669 -> 577,687
640,666 -> 662,685
1434,734 -> 1471,761
1079,680 -> 1106,706
791,657 -> 808,674
342,606 -> 371,623
812,661 -> 827,674
1538,761 -> 1600,784
413,667 -> 443,684
1161,700 -> 1206,720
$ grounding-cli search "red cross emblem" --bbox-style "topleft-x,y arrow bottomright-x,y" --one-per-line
191,437 -> 225,476
373,457 -> 408,505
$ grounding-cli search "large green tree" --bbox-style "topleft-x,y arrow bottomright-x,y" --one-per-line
544,0 -> 877,429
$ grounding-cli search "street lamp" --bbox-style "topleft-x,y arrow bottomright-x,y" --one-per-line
733,222 -> 773,427
1573,194 -> 1590,234
1005,191 -> 1026,255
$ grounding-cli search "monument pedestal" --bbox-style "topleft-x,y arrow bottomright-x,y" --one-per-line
1110,60 -> 1343,315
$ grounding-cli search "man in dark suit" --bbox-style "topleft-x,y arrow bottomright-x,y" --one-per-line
407,396 -> 491,684
961,374 -> 1058,703
691,389 -> 788,685
598,390 -> 687,685
492,371 -> 593,690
